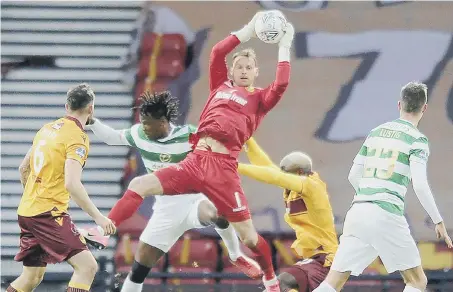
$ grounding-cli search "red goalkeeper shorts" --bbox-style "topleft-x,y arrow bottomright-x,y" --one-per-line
154,149 -> 251,222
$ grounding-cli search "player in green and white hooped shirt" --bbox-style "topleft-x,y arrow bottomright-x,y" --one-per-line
314,82 -> 452,292
82,91 -> 261,291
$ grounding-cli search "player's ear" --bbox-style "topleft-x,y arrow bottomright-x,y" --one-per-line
65,103 -> 69,112
397,101 -> 402,111
254,67 -> 259,77
422,103 -> 428,113
88,103 -> 94,115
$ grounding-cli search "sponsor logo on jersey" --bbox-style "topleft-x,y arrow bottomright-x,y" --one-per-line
418,150 -> 429,161
52,122 -> 64,130
214,90 -> 248,106
75,147 -> 86,158
159,153 -> 172,163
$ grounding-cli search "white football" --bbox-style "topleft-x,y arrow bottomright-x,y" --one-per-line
255,10 -> 287,44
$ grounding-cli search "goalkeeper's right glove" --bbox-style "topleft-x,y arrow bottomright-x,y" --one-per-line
231,11 -> 263,43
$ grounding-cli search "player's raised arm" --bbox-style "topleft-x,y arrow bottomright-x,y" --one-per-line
18,147 -> 32,188
209,12 -> 262,91
243,137 -> 279,169
238,163 -> 304,193
86,118 -> 130,146
260,23 -> 294,112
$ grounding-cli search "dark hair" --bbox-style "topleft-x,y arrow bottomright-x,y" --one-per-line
66,83 -> 95,111
400,82 -> 428,113
135,90 -> 179,122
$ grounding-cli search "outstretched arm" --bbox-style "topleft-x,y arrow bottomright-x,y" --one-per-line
86,118 -> 130,146
209,35 -> 240,91
260,23 -> 294,112
238,163 -> 304,193
243,138 -> 279,169
210,12 -> 262,91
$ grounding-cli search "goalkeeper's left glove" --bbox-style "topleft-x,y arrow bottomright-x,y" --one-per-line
231,11 -> 263,43
278,22 -> 295,62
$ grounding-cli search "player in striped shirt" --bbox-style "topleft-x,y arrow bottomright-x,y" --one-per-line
81,91 -> 261,291
314,82 -> 452,292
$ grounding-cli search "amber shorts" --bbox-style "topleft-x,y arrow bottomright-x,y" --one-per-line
281,254 -> 330,292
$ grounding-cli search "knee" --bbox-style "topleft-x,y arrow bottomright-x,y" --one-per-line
278,272 -> 297,291
198,201 -> 227,228
85,260 -> 99,278
204,204 -> 218,223
75,257 -> 98,278
214,216 -> 229,229
405,273 -> 428,290
239,232 -> 258,248
28,273 -> 45,288
135,242 -> 164,267
129,175 -> 162,196
19,269 -> 45,289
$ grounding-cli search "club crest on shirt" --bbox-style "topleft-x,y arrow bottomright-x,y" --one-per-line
76,147 -> 86,158
52,122 -> 64,130
418,150 -> 429,161
159,153 -> 172,163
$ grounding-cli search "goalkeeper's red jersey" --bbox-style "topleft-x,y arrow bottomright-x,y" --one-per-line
190,35 -> 291,159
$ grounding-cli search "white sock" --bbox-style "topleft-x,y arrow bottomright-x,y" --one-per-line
403,285 -> 422,292
263,276 -> 278,287
215,224 -> 241,261
313,281 -> 336,292
121,275 -> 144,292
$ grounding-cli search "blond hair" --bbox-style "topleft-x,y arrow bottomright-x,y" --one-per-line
232,48 -> 258,66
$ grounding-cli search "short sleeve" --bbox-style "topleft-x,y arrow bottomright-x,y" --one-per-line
66,135 -> 89,166
409,136 -> 430,164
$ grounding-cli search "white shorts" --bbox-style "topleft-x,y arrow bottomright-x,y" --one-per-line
331,202 -> 421,275
139,197 -> 207,252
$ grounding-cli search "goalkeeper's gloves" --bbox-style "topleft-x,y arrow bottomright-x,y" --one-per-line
231,11 -> 263,43
278,22 -> 295,62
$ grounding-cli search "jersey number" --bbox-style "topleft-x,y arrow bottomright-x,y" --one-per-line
363,147 -> 399,179
33,140 -> 47,173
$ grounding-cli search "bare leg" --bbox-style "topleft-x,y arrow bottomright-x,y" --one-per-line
8,266 -> 46,292
278,272 -> 299,292
231,220 -> 275,282
121,241 -> 165,292
66,250 -> 99,291
108,174 -> 163,227
313,270 -> 351,292
400,265 -> 427,291
197,200 -> 242,260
